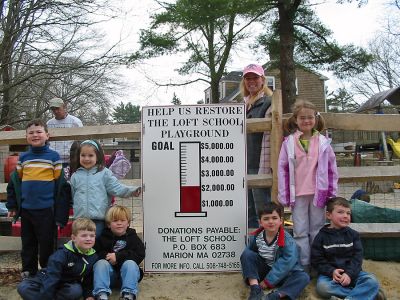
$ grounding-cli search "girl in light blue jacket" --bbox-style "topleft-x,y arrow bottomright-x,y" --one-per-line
71,140 -> 141,236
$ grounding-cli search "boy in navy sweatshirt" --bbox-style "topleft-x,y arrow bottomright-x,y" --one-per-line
311,197 -> 386,300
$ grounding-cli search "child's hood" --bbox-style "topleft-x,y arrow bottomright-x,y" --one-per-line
249,225 -> 285,247
76,166 -> 99,174
64,240 -> 96,256
320,224 -> 350,235
102,226 -> 137,238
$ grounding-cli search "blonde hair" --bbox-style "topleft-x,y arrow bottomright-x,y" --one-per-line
284,99 -> 325,133
72,218 -> 96,235
105,205 -> 132,226
239,76 -> 273,107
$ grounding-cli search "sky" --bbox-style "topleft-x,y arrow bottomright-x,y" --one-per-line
102,0 -> 396,107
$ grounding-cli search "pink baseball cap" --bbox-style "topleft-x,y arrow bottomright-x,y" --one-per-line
243,64 -> 264,77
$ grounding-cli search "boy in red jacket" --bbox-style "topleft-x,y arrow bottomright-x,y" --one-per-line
240,202 -> 309,300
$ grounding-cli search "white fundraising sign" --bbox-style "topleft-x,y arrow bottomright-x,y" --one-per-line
142,104 -> 247,272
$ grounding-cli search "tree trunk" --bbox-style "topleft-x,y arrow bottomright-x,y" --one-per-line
277,0 -> 299,113
0,2 -> 17,125
210,76 -> 220,103
0,57 -> 12,125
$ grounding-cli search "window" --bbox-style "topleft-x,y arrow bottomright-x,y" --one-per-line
205,89 -> 211,104
266,76 -> 275,91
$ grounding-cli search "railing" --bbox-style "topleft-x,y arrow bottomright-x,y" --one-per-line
1,90 -> 400,250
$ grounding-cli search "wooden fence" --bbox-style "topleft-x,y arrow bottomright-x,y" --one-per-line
1,90 -> 400,250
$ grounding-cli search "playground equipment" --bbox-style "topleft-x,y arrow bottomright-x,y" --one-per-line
387,138 -> 400,158
355,87 -> 400,161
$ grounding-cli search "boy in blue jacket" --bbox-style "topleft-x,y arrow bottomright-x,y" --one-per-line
240,202 -> 310,300
311,197 -> 386,300
17,218 -> 98,300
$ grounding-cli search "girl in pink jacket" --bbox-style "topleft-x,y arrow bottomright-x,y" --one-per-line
277,100 -> 338,271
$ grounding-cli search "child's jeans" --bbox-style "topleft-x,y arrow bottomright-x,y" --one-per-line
316,271 -> 379,300
17,273 -> 82,300
93,259 -> 140,297
92,219 -> 105,238
240,248 -> 310,300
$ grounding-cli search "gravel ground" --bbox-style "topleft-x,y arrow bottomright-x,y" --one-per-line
1,251 -> 399,299
0,252 -> 21,286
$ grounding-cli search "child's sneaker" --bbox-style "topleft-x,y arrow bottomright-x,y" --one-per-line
20,271 -> 30,280
121,292 -> 136,300
375,288 -> 387,300
96,292 -> 109,300
248,285 -> 263,300
263,291 -> 280,300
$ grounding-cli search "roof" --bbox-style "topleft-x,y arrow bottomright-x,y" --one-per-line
355,87 -> 400,112
220,90 -> 241,103
221,71 -> 242,82
214,62 -> 328,102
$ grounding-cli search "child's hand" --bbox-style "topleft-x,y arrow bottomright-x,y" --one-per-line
7,210 -> 16,218
106,252 -> 117,265
260,279 -> 274,289
259,280 -> 268,289
85,297 -> 95,300
339,273 -> 351,286
332,268 -> 344,283
132,187 -> 141,197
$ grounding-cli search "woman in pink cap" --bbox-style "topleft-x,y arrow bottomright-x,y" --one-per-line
240,64 -> 273,228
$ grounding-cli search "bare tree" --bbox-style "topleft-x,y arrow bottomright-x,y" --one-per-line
346,29 -> 400,100
0,0 -> 125,127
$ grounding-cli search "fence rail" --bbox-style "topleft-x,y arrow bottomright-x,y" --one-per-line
1,90 -> 400,248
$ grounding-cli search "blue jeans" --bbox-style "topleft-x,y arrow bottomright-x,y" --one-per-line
17,273 -> 82,300
316,271 -> 379,300
240,248 -> 310,300
93,259 -> 140,297
92,219 -> 105,238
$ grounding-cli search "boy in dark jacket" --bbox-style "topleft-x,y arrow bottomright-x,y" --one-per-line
240,202 -> 310,300
311,197 -> 385,300
93,205 -> 145,300
17,218 -> 98,300
6,119 -> 70,278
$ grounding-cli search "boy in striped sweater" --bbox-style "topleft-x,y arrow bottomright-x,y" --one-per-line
7,119 -> 69,278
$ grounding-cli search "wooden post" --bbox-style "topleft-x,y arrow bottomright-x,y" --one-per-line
270,89 -> 283,203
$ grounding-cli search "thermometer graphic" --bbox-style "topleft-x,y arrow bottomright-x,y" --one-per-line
175,142 -> 207,217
